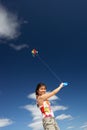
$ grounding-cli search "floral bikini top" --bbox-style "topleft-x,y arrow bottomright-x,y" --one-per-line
39,100 -> 54,118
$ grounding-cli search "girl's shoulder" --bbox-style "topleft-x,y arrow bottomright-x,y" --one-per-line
37,96 -> 44,103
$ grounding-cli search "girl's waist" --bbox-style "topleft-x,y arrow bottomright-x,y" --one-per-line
42,114 -> 54,119
42,116 -> 55,122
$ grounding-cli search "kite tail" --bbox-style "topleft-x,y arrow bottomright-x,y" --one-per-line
37,54 -> 62,83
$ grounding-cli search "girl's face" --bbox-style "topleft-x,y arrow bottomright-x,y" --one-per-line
38,85 -> 46,95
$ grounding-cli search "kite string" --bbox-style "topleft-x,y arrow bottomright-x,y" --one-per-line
37,54 -> 62,83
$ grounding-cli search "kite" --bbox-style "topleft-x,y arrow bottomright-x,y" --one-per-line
31,49 -> 38,57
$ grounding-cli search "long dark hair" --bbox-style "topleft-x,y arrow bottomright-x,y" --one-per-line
35,82 -> 47,107
35,82 -> 47,96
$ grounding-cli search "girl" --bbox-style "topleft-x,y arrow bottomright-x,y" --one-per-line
35,82 -> 67,130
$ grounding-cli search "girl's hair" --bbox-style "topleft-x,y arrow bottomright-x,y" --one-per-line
35,82 -> 47,96
35,82 -> 47,107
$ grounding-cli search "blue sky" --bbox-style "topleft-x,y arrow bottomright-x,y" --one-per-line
0,0 -> 87,130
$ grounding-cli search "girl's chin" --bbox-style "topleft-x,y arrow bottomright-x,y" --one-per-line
41,93 -> 45,95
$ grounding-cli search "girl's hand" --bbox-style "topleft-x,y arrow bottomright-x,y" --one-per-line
63,82 -> 68,87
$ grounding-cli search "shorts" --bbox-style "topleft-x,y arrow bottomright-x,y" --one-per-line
42,117 -> 60,130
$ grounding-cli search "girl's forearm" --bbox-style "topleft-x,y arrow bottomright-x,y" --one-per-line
53,83 -> 64,95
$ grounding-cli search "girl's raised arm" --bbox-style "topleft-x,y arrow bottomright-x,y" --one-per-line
40,83 -> 64,100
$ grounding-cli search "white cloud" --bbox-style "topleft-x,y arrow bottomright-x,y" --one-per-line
27,93 -> 36,100
9,43 -> 29,51
27,92 -> 59,100
67,126 -> 75,129
23,104 -> 43,130
28,120 -> 43,130
52,105 -> 68,112
49,94 -> 60,100
0,118 -> 13,127
23,104 -> 42,120
0,4 -> 20,40
56,114 -> 73,120
80,122 -> 87,130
